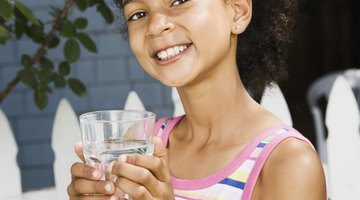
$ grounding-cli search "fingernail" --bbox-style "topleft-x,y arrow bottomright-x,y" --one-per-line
105,183 -> 112,192
118,155 -> 127,162
109,195 -> 117,200
92,170 -> 99,178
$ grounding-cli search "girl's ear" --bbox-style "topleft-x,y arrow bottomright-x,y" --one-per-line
231,0 -> 252,34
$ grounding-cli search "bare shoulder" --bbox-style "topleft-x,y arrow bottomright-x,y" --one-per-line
254,137 -> 327,200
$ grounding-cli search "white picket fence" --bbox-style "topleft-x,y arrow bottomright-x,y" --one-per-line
1,80 -> 359,199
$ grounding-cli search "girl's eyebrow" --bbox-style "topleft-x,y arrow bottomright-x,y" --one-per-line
122,0 -> 140,7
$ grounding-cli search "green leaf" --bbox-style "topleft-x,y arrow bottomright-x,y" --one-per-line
54,73 -> 66,88
76,32 -> 97,53
38,69 -> 53,83
28,23 -> 44,43
60,20 -> 75,38
64,38 -> 81,63
0,0 -> 13,20
34,88 -> 48,110
21,54 -> 32,67
87,0 -> 101,7
43,84 -> 53,93
48,36 -> 60,49
0,25 -> 12,44
58,61 -> 70,76
14,1 -> 39,25
68,78 -> 87,97
18,68 -> 37,89
15,19 -> 28,39
39,57 -> 54,71
97,3 -> 114,24
14,6 -> 27,21
74,17 -> 88,29
75,0 -> 87,11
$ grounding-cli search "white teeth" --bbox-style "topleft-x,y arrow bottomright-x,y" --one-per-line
174,46 -> 180,54
167,48 -> 175,56
156,45 -> 188,60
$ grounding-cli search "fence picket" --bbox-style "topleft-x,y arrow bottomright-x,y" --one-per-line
0,109 -> 22,199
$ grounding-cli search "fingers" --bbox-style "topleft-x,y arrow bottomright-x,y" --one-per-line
68,178 -> 116,196
69,162 -> 116,196
153,136 -> 169,165
69,143 -> 120,199
69,194 -> 119,200
114,176 -> 152,200
75,142 -> 86,162
110,154 -> 172,198
71,162 -> 103,181
109,136 -> 173,199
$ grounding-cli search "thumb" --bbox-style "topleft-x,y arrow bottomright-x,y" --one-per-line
74,141 -> 85,162
152,136 -> 169,167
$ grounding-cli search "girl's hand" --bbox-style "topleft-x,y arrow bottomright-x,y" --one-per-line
110,136 -> 175,200
67,142 -> 120,200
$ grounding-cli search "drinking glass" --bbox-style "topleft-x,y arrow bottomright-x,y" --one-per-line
79,110 -> 156,180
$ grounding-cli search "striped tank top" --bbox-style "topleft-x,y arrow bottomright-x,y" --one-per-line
155,115 -> 313,200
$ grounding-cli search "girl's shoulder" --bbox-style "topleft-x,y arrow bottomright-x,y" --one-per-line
253,133 -> 327,199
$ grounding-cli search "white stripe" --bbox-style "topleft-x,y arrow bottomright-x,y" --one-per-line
239,160 -> 255,173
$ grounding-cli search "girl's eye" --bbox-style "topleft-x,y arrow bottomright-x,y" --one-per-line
128,11 -> 147,21
171,0 -> 189,7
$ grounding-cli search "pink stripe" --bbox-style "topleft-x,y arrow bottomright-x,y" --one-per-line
160,115 -> 185,145
241,129 -> 313,200
172,124 -> 287,190
155,117 -> 167,135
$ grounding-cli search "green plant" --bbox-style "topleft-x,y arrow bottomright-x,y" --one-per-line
0,0 -> 114,109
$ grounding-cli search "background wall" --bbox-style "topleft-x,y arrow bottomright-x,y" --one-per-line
0,0 -> 173,190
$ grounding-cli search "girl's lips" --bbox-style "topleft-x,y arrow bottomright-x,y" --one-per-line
153,44 -> 192,66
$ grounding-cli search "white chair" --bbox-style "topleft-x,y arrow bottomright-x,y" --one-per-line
124,91 -> 145,110
171,88 -> 185,117
306,68 -> 360,164
51,98 -> 81,199
0,109 -> 22,200
260,82 -> 293,126
325,76 -> 360,199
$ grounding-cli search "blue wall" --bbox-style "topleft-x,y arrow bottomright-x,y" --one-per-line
0,0 -> 173,190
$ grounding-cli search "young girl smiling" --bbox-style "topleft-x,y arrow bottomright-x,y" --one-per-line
68,0 -> 327,199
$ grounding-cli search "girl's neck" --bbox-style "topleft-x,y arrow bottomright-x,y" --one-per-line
175,65 -> 261,145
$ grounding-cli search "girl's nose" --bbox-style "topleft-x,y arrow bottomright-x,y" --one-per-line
147,13 -> 175,37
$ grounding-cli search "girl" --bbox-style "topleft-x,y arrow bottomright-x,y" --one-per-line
68,0 -> 327,199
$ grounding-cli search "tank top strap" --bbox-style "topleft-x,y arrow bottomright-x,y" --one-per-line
241,126 -> 313,200
155,115 -> 185,145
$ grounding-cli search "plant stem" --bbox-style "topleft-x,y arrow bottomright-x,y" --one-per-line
0,0 -> 73,104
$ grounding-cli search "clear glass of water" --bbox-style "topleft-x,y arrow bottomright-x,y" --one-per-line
79,110 -> 156,180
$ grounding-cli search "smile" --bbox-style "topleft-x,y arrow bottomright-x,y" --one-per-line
155,44 -> 190,61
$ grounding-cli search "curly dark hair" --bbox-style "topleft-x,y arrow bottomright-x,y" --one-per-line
239,0 -> 298,99
113,0 -> 298,99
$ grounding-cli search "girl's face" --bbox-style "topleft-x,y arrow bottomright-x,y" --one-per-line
122,0 -> 246,87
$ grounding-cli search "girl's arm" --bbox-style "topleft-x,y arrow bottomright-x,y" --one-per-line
256,138 -> 327,200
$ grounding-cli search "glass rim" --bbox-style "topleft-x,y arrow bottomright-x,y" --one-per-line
79,109 -> 156,123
